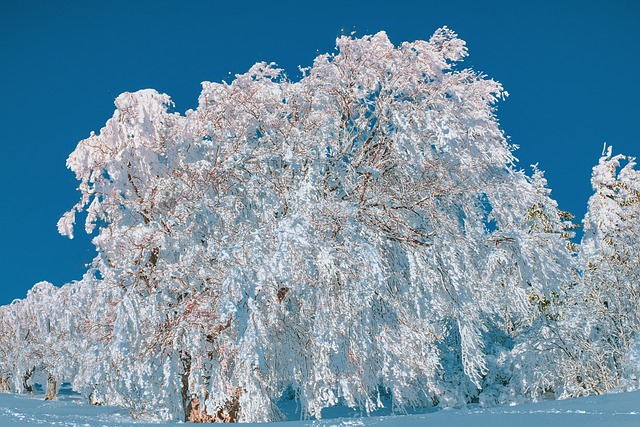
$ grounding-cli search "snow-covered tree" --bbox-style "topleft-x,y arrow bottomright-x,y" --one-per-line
505,148 -> 640,400
0,280 -> 93,400
572,147 -> 640,392
1,28 -> 579,421
0,301 -> 21,393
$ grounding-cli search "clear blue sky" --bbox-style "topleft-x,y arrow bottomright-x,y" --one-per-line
1,0 -> 638,305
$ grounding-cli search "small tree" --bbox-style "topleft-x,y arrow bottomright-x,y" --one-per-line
575,147 -> 640,391
514,148 -> 640,399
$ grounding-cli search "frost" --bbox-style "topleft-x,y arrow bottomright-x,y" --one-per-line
56,209 -> 76,239
1,28 -> 638,424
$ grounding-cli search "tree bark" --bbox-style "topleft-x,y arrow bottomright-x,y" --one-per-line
44,373 -> 57,400
180,350 -> 192,422
214,387 -> 243,423
181,350 -> 239,422
23,367 -> 34,394
187,396 -> 217,423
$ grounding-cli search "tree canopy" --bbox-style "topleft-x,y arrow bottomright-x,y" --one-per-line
0,28 -> 639,423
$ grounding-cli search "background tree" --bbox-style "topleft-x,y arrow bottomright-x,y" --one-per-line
573,147 -> 640,393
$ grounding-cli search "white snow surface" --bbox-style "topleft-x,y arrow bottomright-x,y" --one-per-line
1,387 -> 639,427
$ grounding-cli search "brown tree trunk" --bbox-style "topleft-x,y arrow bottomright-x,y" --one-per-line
44,373 -> 57,400
187,396 -> 217,423
0,377 -> 9,393
180,350 -> 243,422
181,349 -> 216,423
214,387 -> 243,423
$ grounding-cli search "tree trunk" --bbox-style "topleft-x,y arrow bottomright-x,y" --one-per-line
214,387 -> 243,423
181,350 -> 237,422
0,377 -> 9,393
88,386 -> 103,405
44,373 -> 57,400
187,396 -> 217,423
23,367 -> 34,394
180,350 -> 192,422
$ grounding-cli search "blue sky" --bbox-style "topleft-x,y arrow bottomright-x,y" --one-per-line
0,0 -> 638,305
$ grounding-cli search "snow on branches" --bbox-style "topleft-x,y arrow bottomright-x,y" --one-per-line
3,28 -> 636,422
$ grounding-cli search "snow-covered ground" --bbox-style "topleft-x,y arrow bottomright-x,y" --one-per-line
1,387 -> 639,426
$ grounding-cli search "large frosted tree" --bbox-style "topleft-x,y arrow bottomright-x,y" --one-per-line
2,28 -> 578,422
